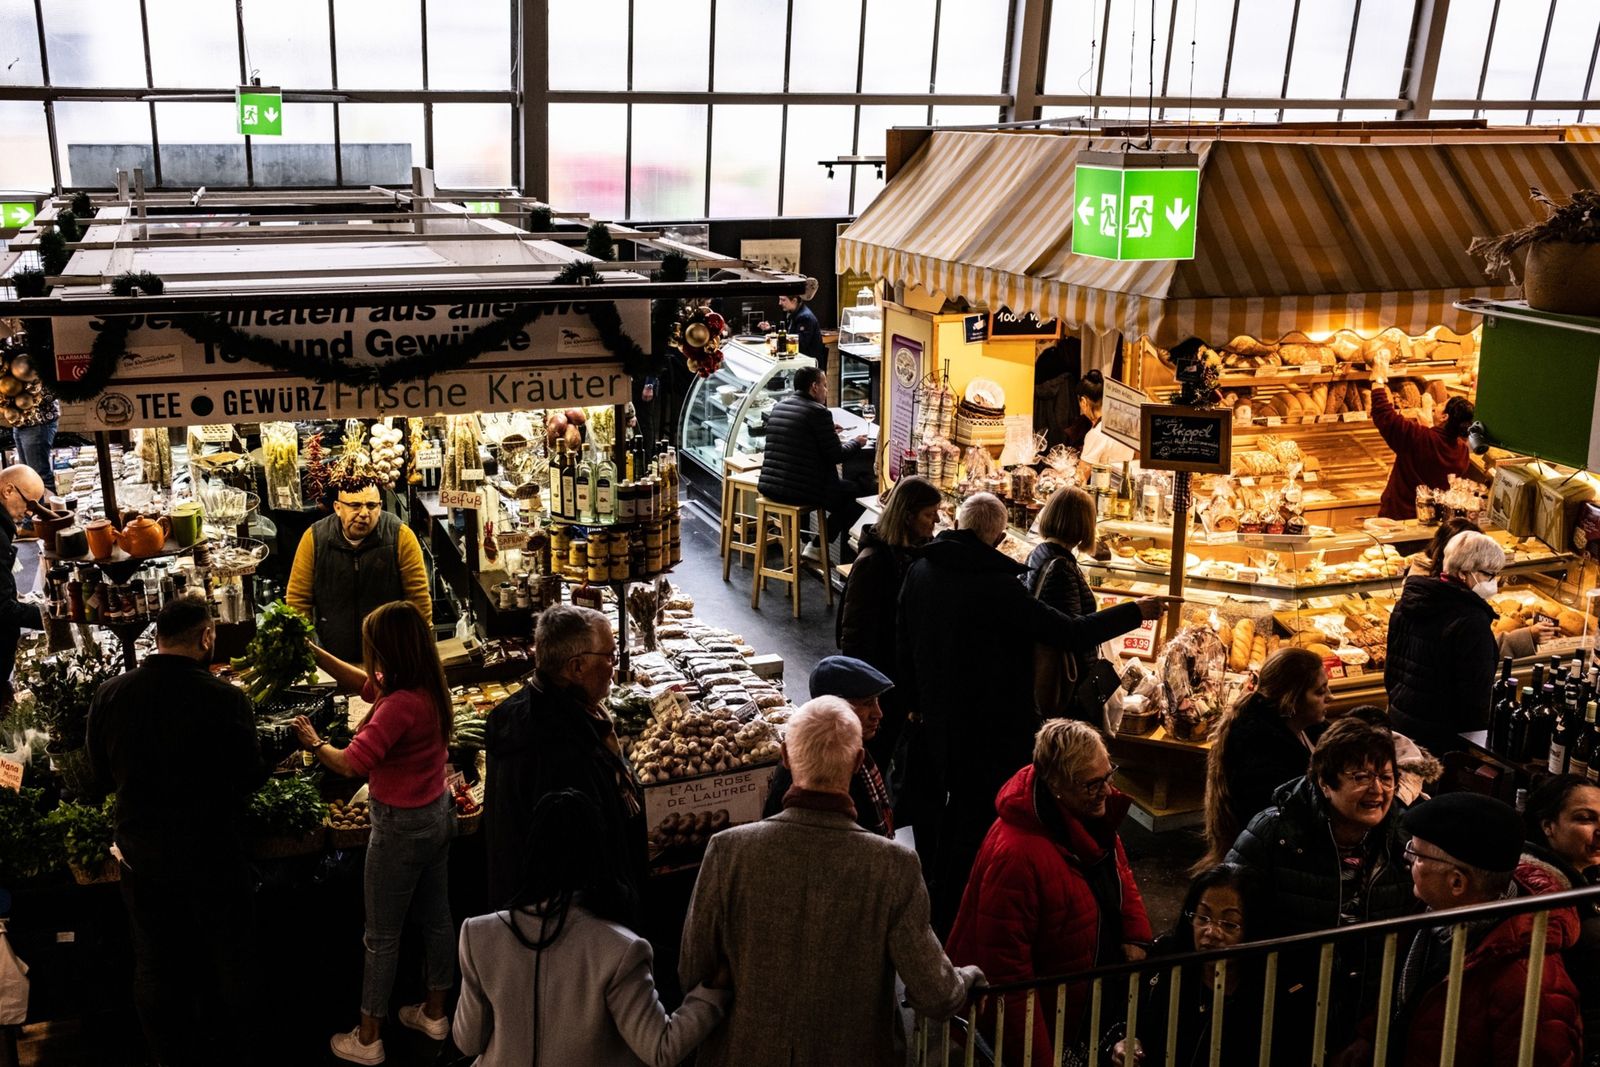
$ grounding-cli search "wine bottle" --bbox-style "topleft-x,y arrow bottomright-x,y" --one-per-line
576,445 -> 595,523
561,442 -> 577,522
1567,659 -> 1588,717
1534,682 -> 1560,765
1571,701 -> 1598,781
1113,461 -> 1134,521
596,445 -> 617,522
1509,686 -> 1536,763
1489,657 -> 1517,754
1549,690 -> 1574,775
548,441 -> 565,521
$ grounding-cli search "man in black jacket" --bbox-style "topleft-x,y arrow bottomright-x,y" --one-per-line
86,595 -> 267,1066
757,366 -> 870,561
896,493 -> 1170,933
0,464 -> 47,707
484,604 -> 645,914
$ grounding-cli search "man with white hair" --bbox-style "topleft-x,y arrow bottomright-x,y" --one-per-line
0,464 -> 47,707
680,697 -> 981,1067
897,491 -> 1172,933
1385,528 -> 1502,754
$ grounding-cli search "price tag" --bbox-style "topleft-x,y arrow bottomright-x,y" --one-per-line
733,699 -> 760,723
1304,471 -> 1320,483
439,488 -> 483,510
461,467 -> 486,482
446,770 -> 467,792
274,486 -> 294,508
1114,619 -> 1159,659
1316,414 -> 1339,424
0,758 -> 22,792
1265,416 -> 1283,427
1297,364 -> 1320,376
496,530 -> 530,551
1238,476 -> 1256,487
651,687 -> 688,726
194,424 -> 235,443
415,444 -> 442,470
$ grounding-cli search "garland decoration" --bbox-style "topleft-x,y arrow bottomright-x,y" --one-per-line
527,206 -> 555,232
672,305 -> 726,379
55,211 -> 81,244
555,262 -> 599,286
658,251 -> 689,283
583,222 -> 616,262
69,191 -> 94,219
38,231 -> 69,277
109,271 -> 165,297
11,270 -> 46,299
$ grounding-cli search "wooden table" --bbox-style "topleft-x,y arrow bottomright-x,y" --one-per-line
1108,725 -> 1212,833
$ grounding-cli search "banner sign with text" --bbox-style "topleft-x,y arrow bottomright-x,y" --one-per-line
52,300 -> 644,431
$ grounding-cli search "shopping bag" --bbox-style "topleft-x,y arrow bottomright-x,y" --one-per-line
0,919 -> 30,1026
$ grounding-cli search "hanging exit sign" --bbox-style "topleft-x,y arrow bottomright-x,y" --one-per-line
461,201 -> 500,214
0,202 -> 36,229
1071,160 -> 1200,262
236,86 -> 283,136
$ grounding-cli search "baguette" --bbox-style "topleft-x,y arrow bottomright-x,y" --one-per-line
1230,618 -> 1256,671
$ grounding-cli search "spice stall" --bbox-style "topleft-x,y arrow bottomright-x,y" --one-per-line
838,127 -> 1600,826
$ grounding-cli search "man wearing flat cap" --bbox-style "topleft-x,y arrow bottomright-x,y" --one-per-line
762,656 -> 895,837
1338,792 -> 1582,1067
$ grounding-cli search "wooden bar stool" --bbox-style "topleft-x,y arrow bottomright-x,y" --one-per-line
751,496 -> 832,617
720,469 -> 762,580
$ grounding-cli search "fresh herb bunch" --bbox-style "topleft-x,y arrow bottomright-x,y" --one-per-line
48,795 -> 115,870
0,786 -> 65,881
1470,187 -> 1600,279
246,777 -> 326,836
231,602 -> 318,706
21,643 -> 122,752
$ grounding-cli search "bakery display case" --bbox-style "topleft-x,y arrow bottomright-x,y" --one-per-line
838,305 -> 883,419
679,339 -> 817,502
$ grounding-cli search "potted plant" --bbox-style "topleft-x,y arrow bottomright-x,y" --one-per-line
49,795 -> 118,885
246,776 -> 327,859
1470,187 -> 1600,317
0,786 -> 65,883
19,644 -> 121,798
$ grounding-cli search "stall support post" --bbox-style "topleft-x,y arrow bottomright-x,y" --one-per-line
94,432 -> 119,526
1163,471 -> 1192,644
614,578 -> 631,677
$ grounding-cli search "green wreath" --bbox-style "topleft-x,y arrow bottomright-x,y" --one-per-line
33,274 -> 650,403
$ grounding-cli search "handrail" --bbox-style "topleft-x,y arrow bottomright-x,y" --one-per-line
970,878 -> 1600,997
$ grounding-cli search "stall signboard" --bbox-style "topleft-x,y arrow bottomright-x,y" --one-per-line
887,333 -> 923,479
1072,164 -> 1200,262
1139,404 -> 1232,474
644,762 -> 778,873
438,488 -> 483,510
963,313 -> 988,343
989,306 -> 1060,339
52,299 -> 644,432
1101,378 -> 1148,451
0,202 -> 36,230
236,87 -> 283,136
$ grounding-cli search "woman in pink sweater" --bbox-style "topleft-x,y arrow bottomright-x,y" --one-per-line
293,600 -> 456,1065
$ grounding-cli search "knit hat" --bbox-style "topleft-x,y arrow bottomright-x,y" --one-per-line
809,656 -> 894,701
1402,792 -> 1524,873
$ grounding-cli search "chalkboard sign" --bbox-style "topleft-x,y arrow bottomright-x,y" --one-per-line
988,305 -> 1061,339
1139,404 -> 1233,474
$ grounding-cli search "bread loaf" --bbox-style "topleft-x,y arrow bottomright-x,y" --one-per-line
1230,618 -> 1255,671
1249,635 -> 1268,668
1310,384 -> 1329,414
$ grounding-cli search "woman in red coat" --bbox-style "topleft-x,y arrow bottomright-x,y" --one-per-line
945,719 -> 1152,1062
1369,348 -> 1475,521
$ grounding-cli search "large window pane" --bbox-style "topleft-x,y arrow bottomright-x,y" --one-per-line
0,0 -> 43,86
713,0 -> 787,92
241,0 -> 332,89
1286,0 -> 1356,100
146,0 -> 238,88
630,104 -> 708,220
634,0 -> 710,91
55,101 -> 153,187
1536,0 -> 1600,99
428,0 -> 510,90
788,0 -> 862,92
857,104 -> 929,156
1043,0 -> 1097,95
339,103 -> 423,186
433,103 -> 511,188
550,0 -> 626,89
1482,0 -> 1555,99
549,103 -> 625,219
1143,0 -> 1231,99
782,105 -> 852,216
1099,0 -> 1174,105
1224,0 -> 1293,97
155,103 -> 247,187
709,104 -> 781,218
1344,0 -> 1415,99
41,0 -> 146,86
932,104 -> 1000,125
1434,0 -> 1496,100
934,0 -> 1009,93
0,102 -> 52,191
251,102 -> 335,186
334,0 -> 422,89
861,0 -> 935,92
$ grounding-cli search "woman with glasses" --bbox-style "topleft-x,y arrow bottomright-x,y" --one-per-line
1107,864 -> 1265,1067
292,601 -> 457,1064
1522,774 -> 1600,1063
945,719 -> 1152,1063
1226,717 -> 1416,1061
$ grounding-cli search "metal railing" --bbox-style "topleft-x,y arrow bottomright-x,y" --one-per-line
912,881 -> 1600,1067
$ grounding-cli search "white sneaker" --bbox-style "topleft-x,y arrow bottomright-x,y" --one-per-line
330,1027 -> 386,1064
800,541 -> 823,562
398,1003 -> 450,1041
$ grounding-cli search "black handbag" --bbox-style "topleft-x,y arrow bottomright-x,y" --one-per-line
1032,555 -> 1123,730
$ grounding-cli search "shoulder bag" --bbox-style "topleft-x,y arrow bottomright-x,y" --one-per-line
1032,555 -> 1122,728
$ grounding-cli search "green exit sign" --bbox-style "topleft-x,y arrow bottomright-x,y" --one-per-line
1071,162 -> 1200,262
236,87 -> 283,136
0,202 -> 36,229
461,201 -> 500,214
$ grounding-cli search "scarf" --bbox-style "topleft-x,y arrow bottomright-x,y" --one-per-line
782,786 -> 858,820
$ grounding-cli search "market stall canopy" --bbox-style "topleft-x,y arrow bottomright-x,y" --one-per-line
837,130 -> 1600,346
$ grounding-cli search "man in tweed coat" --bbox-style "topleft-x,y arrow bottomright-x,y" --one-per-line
680,697 -> 982,1066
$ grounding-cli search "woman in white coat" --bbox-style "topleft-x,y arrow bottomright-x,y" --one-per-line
454,790 -> 731,1066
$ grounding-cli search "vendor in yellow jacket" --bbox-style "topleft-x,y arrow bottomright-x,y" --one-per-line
287,473 -> 431,663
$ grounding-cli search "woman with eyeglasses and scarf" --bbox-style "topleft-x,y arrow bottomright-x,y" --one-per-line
945,719 -> 1152,1064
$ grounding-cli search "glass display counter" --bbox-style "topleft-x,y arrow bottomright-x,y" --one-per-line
679,339 -> 817,504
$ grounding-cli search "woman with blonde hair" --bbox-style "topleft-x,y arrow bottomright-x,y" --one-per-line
293,601 -> 457,1064
1196,647 -> 1328,871
838,474 -> 942,767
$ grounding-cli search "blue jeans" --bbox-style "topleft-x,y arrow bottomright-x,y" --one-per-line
361,790 -> 456,1018
13,418 -> 57,494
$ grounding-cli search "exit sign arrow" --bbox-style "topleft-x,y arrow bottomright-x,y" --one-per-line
1077,197 -> 1095,226
2,204 -> 35,227
1165,198 -> 1191,230
235,86 -> 284,137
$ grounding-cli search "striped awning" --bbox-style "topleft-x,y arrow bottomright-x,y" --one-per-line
838,130 -> 1600,345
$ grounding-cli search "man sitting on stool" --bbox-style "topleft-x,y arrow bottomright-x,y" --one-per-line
757,366 -> 870,565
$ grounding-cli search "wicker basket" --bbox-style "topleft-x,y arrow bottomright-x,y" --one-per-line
250,827 -> 327,860
326,820 -> 371,850
953,399 -> 1007,449
456,808 -> 482,837
69,857 -> 120,885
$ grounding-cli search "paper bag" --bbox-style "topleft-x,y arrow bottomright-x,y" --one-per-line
1534,474 -> 1596,554
1488,463 -> 1542,537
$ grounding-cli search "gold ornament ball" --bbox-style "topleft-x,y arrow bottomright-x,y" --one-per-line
684,322 -> 711,348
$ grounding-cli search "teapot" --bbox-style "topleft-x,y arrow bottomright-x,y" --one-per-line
113,514 -> 171,558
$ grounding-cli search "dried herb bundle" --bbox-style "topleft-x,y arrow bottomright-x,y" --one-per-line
1469,187 -> 1600,280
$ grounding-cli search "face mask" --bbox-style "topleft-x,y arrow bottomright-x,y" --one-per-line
1473,577 -> 1498,599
